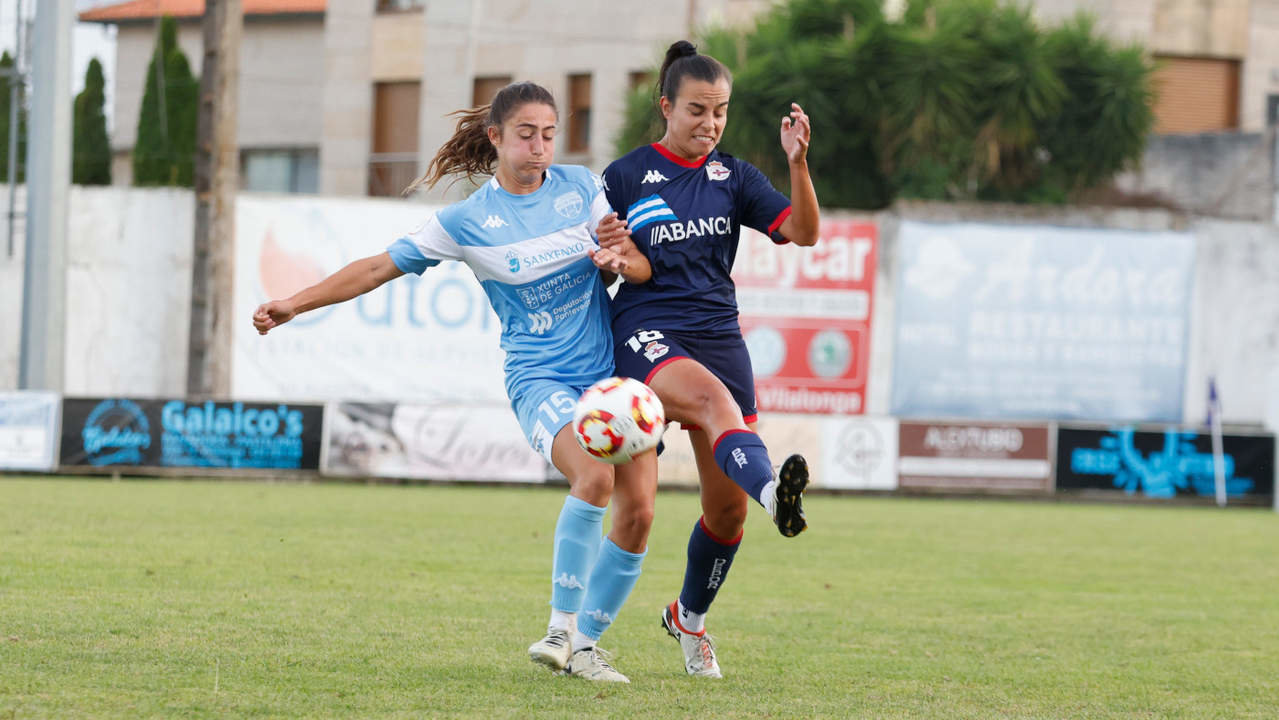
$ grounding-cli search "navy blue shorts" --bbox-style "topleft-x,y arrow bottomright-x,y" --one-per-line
613,326 -> 758,427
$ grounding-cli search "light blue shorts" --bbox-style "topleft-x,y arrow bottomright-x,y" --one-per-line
511,378 -> 594,464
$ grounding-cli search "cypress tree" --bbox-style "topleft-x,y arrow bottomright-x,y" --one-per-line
73,57 -> 112,185
133,16 -> 199,186
0,50 -> 26,184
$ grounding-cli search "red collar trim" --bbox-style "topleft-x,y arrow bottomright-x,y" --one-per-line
651,142 -> 707,168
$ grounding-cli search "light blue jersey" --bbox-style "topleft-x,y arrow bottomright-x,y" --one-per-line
387,165 -> 616,460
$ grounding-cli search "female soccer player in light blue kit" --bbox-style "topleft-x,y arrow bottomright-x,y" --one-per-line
601,41 -> 821,678
253,82 -> 653,683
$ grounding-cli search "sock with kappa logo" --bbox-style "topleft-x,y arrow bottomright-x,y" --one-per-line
711,430 -> 775,506
577,538 -> 646,642
550,495 -> 605,614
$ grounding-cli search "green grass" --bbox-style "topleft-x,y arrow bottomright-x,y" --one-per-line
1,477 -> 1277,719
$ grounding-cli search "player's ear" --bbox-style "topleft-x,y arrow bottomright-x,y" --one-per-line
659,95 -> 673,121
487,124 -> 501,148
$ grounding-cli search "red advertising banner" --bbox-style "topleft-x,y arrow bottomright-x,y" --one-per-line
733,219 -> 877,414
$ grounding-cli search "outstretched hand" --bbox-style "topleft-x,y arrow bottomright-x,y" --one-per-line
252,300 -> 297,336
780,102 -> 811,165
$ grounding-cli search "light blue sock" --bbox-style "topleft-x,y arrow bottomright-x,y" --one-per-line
577,538 -> 646,641
550,495 -> 606,612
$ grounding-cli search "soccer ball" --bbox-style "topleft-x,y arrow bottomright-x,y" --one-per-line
573,377 -> 666,464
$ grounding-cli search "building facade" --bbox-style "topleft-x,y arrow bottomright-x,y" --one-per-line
82,0 -> 1279,199
1030,0 -> 1279,134
83,0 -> 773,199
81,0 -> 327,193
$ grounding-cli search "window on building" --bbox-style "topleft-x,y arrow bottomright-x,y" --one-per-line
473,75 -> 512,107
242,148 -> 319,194
369,81 -> 421,197
376,0 -> 425,12
629,71 -> 653,93
1151,56 -> 1241,134
568,73 -> 591,154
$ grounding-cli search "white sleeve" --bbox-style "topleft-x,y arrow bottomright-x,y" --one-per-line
386,212 -> 464,275
586,174 -> 614,243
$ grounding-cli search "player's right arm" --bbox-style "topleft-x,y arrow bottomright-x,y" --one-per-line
253,252 -> 403,335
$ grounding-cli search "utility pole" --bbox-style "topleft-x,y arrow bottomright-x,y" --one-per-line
6,0 -> 26,258
188,0 -> 242,398
19,0 -> 72,391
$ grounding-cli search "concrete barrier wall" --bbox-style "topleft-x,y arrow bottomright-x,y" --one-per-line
1114,131 -> 1276,222
3,187 -> 1279,428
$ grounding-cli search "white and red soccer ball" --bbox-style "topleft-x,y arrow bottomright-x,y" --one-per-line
573,377 -> 665,464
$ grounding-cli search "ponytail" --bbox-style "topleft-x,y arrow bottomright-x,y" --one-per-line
657,39 -> 732,104
404,81 -> 558,195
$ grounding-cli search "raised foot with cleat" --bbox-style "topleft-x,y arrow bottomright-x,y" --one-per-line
773,453 -> 809,538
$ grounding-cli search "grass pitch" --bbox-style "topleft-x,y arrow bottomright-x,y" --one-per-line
2,477 -> 1277,719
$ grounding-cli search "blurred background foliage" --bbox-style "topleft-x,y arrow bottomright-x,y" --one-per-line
616,0 -> 1156,208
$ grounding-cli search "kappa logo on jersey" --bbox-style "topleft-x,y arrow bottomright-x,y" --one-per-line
643,341 -> 669,362
554,191 -> 584,219
642,170 -> 669,184
650,215 -> 733,245
528,311 -> 553,334
482,214 -> 509,229
626,194 -> 678,232
706,160 -> 731,181
505,249 -> 520,273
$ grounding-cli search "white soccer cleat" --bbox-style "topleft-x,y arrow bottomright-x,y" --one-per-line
566,646 -> 630,683
661,602 -> 722,678
528,627 -> 572,671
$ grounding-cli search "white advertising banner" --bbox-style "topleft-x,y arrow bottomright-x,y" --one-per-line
892,221 -> 1194,422
233,195 -> 508,403
323,402 -> 547,483
820,416 -> 899,490
0,392 -> 60,472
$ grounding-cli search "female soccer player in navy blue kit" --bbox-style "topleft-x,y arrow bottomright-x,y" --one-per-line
254,82 -> 655,683
601,41 -> 821,678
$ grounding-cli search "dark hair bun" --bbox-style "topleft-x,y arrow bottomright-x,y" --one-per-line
666,40 -> 698,61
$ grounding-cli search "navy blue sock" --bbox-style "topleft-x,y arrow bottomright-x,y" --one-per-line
712,430 -> 774,504
678,517 -> 742,616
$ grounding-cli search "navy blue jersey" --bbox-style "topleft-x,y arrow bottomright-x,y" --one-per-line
603,143 -> 791,334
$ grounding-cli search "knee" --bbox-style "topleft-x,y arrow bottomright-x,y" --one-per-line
703,497 -> 748,538
569,466 -> 614,506
614,503 -> 655,543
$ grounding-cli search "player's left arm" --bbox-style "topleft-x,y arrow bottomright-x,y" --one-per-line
776,103 -> 819,247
